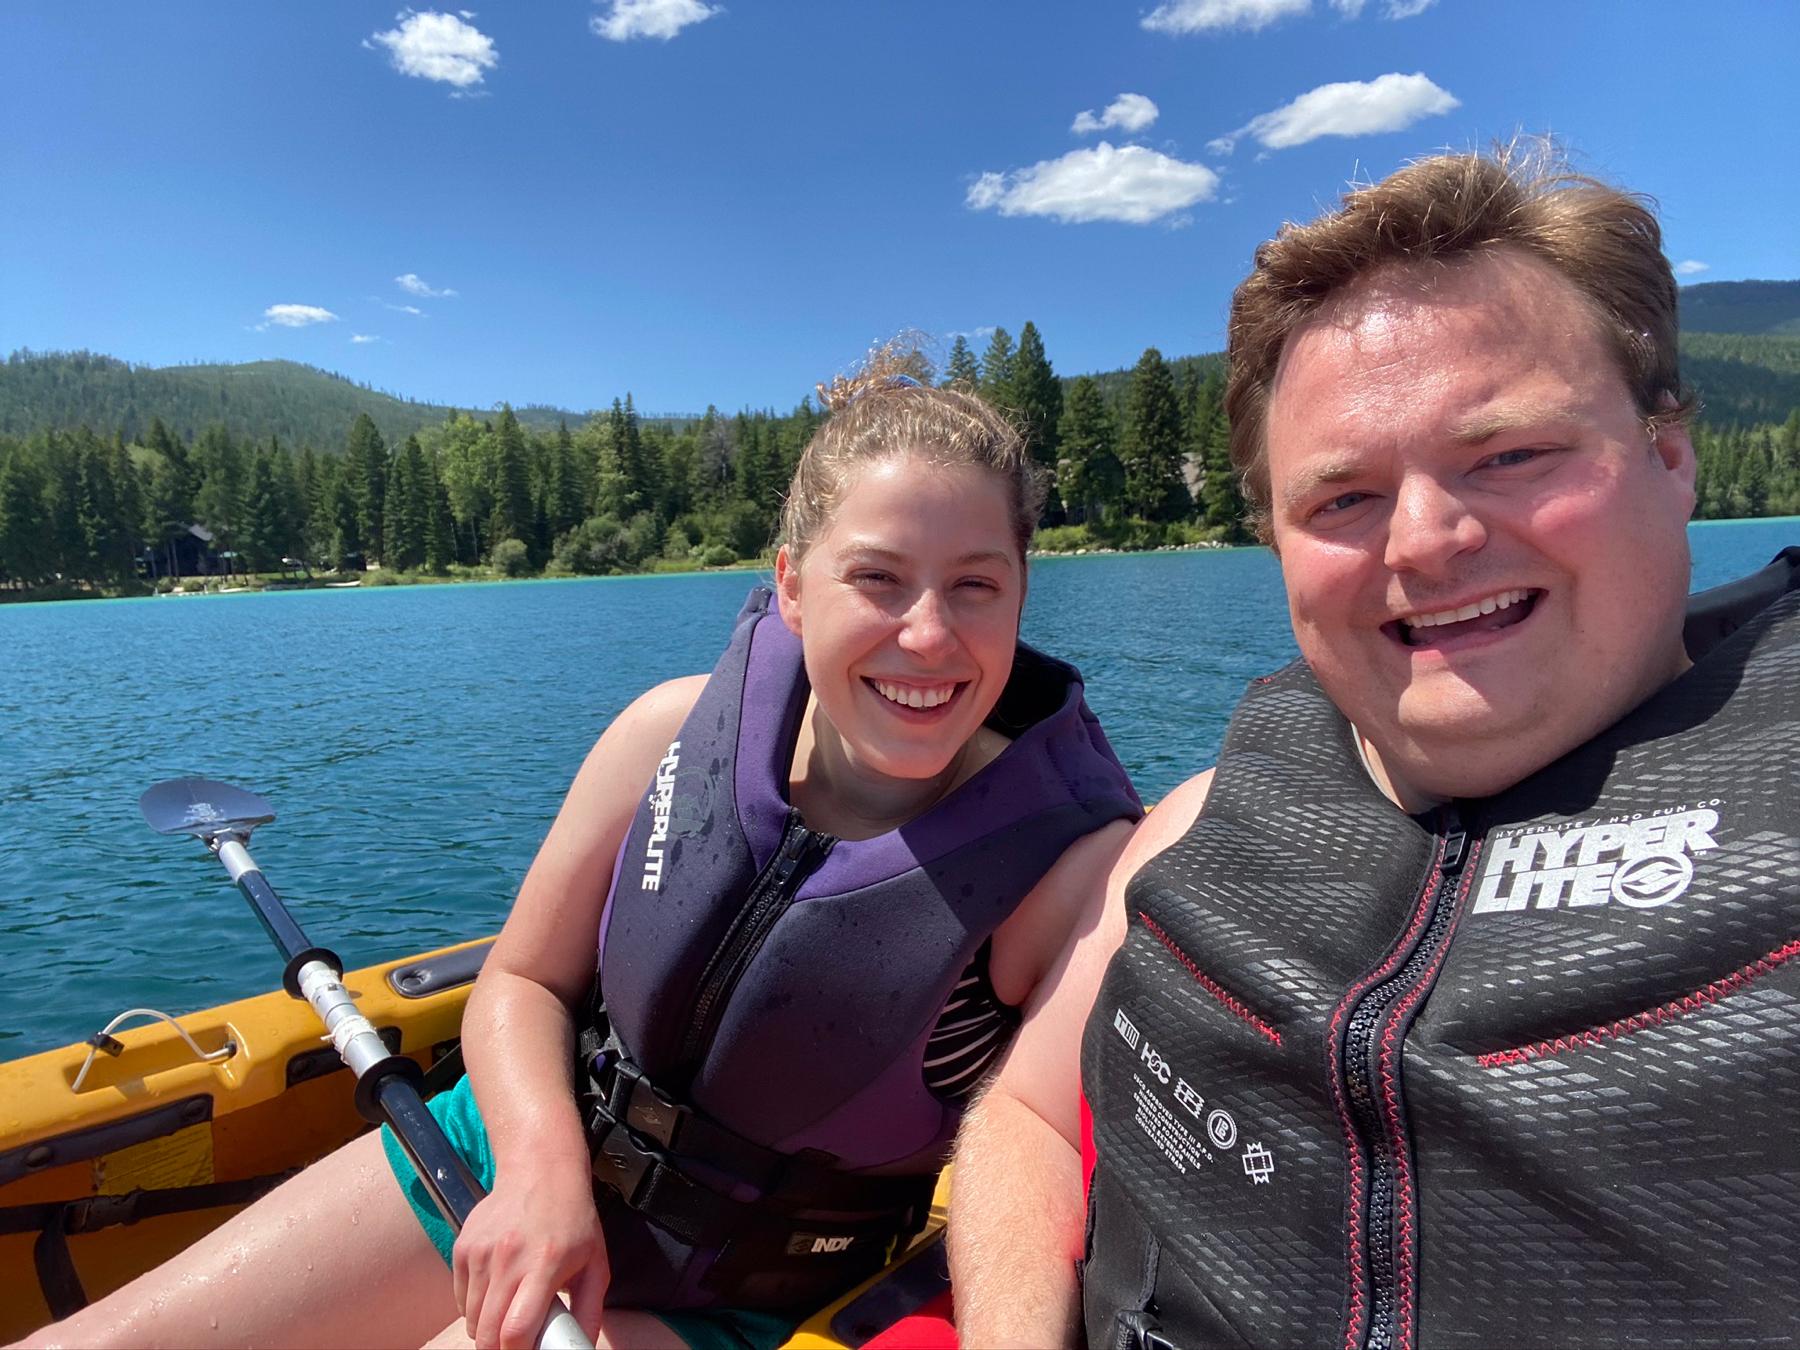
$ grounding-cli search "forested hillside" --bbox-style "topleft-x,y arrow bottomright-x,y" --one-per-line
2,309 -> 1796,598
1680,280 -> 1800,336
0,351 -> 676,451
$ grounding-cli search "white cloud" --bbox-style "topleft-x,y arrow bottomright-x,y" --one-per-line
1142,0 -> 1309,35
1383,0 -> 1437,15
1328,0 -> 1366,14
967,142 -> 1220,226
367,11 -> 498,89
260,304 -> 339,330
384,302 -> 426,316
591,0 -> 721,42
1072,93 -> 1159,137
396,272 -> 457,298
1674,260 -> 1711,277
351,334 -> 382,344
1209,72 -> 1458,154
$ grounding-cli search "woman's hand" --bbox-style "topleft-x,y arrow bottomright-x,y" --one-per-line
453,1154 -> 609,1349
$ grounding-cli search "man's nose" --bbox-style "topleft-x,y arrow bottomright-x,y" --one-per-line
896,587 -> 958,661
1383,472 -> 1487,575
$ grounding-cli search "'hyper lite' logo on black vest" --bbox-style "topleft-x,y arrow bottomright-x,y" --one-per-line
640,741 -> 681,892
1470,802 -> 1722,914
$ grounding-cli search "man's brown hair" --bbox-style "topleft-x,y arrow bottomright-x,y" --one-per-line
1225,143 -> 1695,540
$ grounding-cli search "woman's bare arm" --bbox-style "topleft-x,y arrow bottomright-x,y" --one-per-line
453,675 -> 705,1348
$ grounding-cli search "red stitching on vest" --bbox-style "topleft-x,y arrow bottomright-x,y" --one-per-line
1378,847 -> 1478,1350
1475,936 -> 1800,1069
1136,911 -> 1283,1047
1322,859 -> 1442,1350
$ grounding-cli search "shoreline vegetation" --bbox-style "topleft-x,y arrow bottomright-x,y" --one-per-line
0,527 -> 1247,605
3,324 -> 1797,608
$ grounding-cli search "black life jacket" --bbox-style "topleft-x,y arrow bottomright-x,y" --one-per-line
1080,550 -> 1800,1350
589,587 -> 1140,1310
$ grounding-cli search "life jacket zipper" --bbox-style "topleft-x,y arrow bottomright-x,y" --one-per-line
1342,809 -> 1468,1350
677,809 -> 836,1077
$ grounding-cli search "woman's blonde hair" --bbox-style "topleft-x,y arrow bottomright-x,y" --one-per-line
779,343 -> 1045,561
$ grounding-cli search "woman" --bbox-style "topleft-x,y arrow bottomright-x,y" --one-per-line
28,358 -> 1139,1350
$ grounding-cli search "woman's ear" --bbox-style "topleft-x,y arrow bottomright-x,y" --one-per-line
774,544 -> 803,637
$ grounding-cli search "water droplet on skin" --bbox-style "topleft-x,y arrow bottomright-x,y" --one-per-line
209,1316 -> 219,1330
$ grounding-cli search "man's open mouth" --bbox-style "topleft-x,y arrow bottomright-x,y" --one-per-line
1383,588 -> 1541,648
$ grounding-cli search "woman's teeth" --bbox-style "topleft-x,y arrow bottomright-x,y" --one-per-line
1402,588 -> 1532,633
874,680 -> 956,709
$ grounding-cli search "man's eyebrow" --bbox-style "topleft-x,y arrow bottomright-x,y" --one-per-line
1446,401 -> 1584,444
1279,458 -> 1366,510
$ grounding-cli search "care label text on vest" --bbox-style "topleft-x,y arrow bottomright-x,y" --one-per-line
641,741 -> 681,891
1112,1007 -> 1275,1188
1470,802 -> 1722,914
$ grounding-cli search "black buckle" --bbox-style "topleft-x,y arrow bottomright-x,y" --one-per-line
624,1068 -> 686,1148
591,1122 -> 656,1207
595,1055 -> 688,1150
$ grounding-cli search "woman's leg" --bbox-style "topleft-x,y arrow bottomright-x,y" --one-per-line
19,1129 -> 456,1350
421,1309 -> 686,1350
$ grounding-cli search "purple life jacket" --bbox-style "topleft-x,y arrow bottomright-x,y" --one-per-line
585,586 -> 1140,1310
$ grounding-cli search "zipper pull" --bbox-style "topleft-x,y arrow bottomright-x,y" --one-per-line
1437,803 -> 1469,874
1440,828 -> 1468,874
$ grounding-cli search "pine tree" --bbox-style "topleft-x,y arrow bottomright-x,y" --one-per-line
1009,322 -> 1063,496
1188,372 -> 1246,539
980,328 -> 1016,408
384,435 -> 429,570
425,453 -> 455,573
1056,377 -> 1122,526
343,413 -> 389,564
192,424 -> 247,546
1119,348 -> 1190,521
488,405 -> 533,550
239,446 -> 284,571
944,336 -> 981,390
143,417 -> 196,552
546,420 -> 586,541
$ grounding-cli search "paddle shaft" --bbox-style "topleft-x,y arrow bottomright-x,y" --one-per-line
214,836 -> 592,1350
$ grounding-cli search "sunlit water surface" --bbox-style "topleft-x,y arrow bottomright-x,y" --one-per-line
2,518 -> 1791,1054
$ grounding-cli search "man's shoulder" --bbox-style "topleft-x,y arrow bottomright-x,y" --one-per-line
1126,769 -> 1216,871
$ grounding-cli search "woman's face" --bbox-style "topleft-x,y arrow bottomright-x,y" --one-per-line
776,452 -> 1024,782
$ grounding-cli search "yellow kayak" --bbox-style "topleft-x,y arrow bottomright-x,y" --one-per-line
0,938 -> 953,1348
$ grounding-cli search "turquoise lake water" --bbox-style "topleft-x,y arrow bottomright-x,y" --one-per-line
3,518 -> 1794,1056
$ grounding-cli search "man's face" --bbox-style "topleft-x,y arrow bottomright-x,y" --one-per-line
1265,248 -> 1697,804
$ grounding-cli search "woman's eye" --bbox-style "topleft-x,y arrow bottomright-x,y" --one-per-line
850,570 -> 896,588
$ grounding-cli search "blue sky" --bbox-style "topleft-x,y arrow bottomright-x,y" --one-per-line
4,1 -> 1795,416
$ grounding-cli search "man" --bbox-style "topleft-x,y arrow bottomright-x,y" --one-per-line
949,148 -> 1800,1349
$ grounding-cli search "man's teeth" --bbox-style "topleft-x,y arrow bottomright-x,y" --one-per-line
1403,588 -> 1532,631
874,680 -> 956,709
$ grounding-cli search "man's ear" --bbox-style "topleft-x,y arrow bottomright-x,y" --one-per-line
774,544 -> 803,637
1652,409 -> 1698,517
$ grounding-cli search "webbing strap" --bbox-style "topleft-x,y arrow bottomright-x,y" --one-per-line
584,1037 -> 925,1214
2,1171 -> 297,1319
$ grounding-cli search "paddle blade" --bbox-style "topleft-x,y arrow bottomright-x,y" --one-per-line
139,778 -> 276,841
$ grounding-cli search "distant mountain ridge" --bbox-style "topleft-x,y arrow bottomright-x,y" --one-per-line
1680,280 -> 1800,337
5,275 -> 1797,450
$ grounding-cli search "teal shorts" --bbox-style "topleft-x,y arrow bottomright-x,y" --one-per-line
379,1076 -> 801,1350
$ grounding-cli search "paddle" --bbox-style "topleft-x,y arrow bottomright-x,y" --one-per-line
139,777 -> 593,1350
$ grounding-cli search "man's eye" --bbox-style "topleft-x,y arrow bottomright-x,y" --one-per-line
1483,447 -> 1546,469
1314,491 -> 1370,518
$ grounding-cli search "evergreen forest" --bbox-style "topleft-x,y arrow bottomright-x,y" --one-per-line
3,314 -> 1799,599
